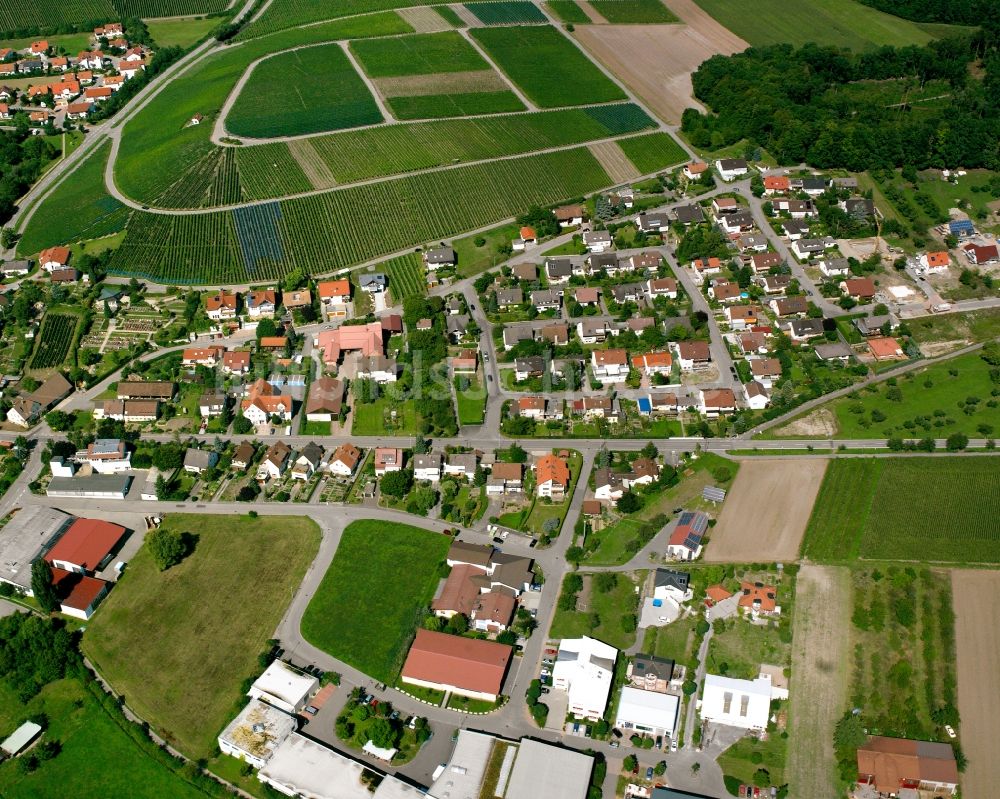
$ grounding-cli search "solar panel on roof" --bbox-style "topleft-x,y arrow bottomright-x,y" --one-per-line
702,486 -> 727,502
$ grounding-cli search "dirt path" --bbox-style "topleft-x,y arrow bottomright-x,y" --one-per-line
705,459 -> 827,562
452,3 -> 484,27
288,138 -> 338,190
588,140 -> 640,184
572,0 -> 747,124
397,6 -> 450,32
952,569 -> 1000,799
787,565 -> 851,799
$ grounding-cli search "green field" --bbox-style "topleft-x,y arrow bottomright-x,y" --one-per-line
351,30 -> 489,75
465,1 -> 547,24
779,351 -> 1000,440
83,514 -> 320,759
386,90 -> 525,118
147,15 -> 220,48
382,253 -> 426,303
455,375 -> 487,425
801,458 -> 1000,563
435,5 -> 466,26
694,0 -> 939,50
0,678 -> 211,799
545,0 -> 590,22
617,132 -> 687,175
18,141 -> 129,256
300,519 -> 451,682
235,0 -> 428,40
590,0 -> 677,23
108,146 -> 612,284
471,25 -> 626,107
227,43 -> 382,138
550,570 -> 642,650
0,0 -> 230,38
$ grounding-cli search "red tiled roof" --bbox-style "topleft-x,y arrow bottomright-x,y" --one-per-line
738,581 -> 777,612
401,629 -> 511,696
50,567 -> 107,612
45,518 -> 126,572
536,454 -> 569,487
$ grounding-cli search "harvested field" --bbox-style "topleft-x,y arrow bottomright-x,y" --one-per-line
375,70 -> 509,97
706,458 -> 826,562
398,5 -> 451,32
288,138 -> 338,190
773,407 -> 838,438
787,565 -> 851,799
953,569 -> 1000,799
574,0 -> 746,123
588,140 -> 640,183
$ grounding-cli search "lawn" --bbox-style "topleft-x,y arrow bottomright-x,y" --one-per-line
470,25 -> 626,107
718,731 -> 788,795
801,457 -> 1000,563
550,570 -> 643,650
0,678 -> 210,799
300,520 -> 451,682
17,140 -> 128,256
82,514 -> 320,760
590,0 -> 677,23
454,221 -> 521,276
908,306 -> 1000,349
455,375 -> 487,425
617,132 -> 687,175
352,397 -> 419,435
351,30 -> 489,76
783,350 -> 1000,440
705,615 -> 790,681
299,419 -> 331,436
227,42 -> 382,138
694,0 -> 939,50
147,16 -> 220,48
642,614 -> 699,665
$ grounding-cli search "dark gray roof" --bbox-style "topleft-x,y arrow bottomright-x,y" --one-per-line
673,205 -> 704,224
654,568 -> 690,592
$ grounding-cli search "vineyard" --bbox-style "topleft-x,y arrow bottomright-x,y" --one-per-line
589,0 -> 677,23
235,0 -> 440,40
616,131 -> 687,175
464,1 -> 547,25
386,90 -> 524,119
470,25 -> 626,107
0,0 -> 228,36
29,313 -> 79,371
109,146 -> 610,282
382,253 -> 426,303
18,141 -> 129,256
227,43 -> 382,138
545,0 -> 590,23
802,457 -> 1000,564
350,30 -> 488,76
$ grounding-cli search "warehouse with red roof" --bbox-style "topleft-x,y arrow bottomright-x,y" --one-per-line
401,629 -> 512,701
44,518 -> 127,574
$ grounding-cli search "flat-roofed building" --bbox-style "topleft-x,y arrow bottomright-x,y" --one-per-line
218,699 -> 296,770
248,661 -> 318,714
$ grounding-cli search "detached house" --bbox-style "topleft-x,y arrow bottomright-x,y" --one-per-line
582,230 -> 612,254
591,349 -> 629,384
769,295 -> 809,317
317,280 -> 352,317
424,247 -> 455,270
328,443 -> 361,476
413,453 -> 442,482
486,461 -> 522,495
715,158 -> 748,181
257,441 -> 292,481
545,258 -> 573,284
374,447 -> 403,475
241,378 -> 293,426
535,453 -> 570,499
632,351 -> 671,376
840,277 -> 877,301
206,290 -> 238,321
291,443 -> 324,481
667,511 -> 708,560
699,388 -> 737,417
673,341 -> 710,371
246,290 -> 276,318
647,277 -> 677,299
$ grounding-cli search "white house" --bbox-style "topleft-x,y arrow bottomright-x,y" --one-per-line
699,674 -> 778,732
615,687 -> 680,740
413,453 -> 441,482
582,230 -> 612,254
653,568 -> 693,605
715,158 -> 748,181
743,380 -> 770,410
553,636 -> 618,721
218,699 -> 296,770
591,349 -> 629,384
247,660 -> 318,715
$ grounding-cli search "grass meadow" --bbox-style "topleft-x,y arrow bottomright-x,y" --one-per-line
83,514 -> 320,759
550,570 -> 643,650
801,457 -> 1000,563
147,16 -> 220,49
300,520 -> 451,682
471,25 -> 626,107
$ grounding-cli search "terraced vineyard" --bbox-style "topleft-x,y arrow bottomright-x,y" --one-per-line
227,43 -> 382,138
382,253 -> 426,303
29,313 -> 78,370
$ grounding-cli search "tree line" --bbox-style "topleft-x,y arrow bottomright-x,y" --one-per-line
682,29 -> 1000,172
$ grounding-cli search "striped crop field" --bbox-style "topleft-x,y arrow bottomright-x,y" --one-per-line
382,253 -> 426,303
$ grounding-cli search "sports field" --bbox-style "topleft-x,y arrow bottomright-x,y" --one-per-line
707,459 -> 826,562
693,0 -> 937,50
300,519 -> 451,682
471,25 -> 626,107
953,569 -> 1000,799
801,457 -> 1000,563
227,43 -> 382,138
83,514 -> 320,759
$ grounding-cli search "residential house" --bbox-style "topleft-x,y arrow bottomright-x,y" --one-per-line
591,349 -> 629,384
538,323 -> 569,346
840,197 -> 875,219
39,245 -> 70,272
241,378 -> 293,426
855,737 -> 958,796
625,251 -> 661,272
819,257 -> 850,278
785,318 -> 825,342
206,290 -> 238,321
512,262 -> 538,281
553,637 -> 618,721
413,453 -> 442,483
502,324 -> 534,351
317,280 -> 352,317
222,350 -> 251,375
530,288 -> 561,311
517,396 -> 546,420
181,345 -> 223,367
699,388 -> 737,417
572,396 -> 615,419
738,581 -> 780,619
769,295 -> 808,317
691,257 -> 723,281
840,277 -> 877,301
545,258 -> 573,284
198,392 -> 225,418
629,653 -> 676,692
424,247 -> 455,269
794,176 -> 828,195
577,319 -> 612,345
486,461 -> 522,495
443,452 -> 478,481
919,251 -> 950,274
1,260 -> 31,277
374,447 -> 403,475
699,674 -> 776,732
814,341 -> 853,362
451,349 -> 477,373
257,441 -> 292,481
96,399 -> 158,422
749,251 -> 783,273
708,280 -> 742,303
232,442 -> 256,470
749,358 -> 782,388
327,443 -> 360,477
719,212 -> 755,236
724,304 -> 758,330
7,372 -> 73,426
84,438 -> 131,473
246,289 -> 277,318
647,277 -> 677,299
738,233 -> 769,253
781,220 -> 810,240
593,468 -> 625,501
585,251 -> 617,276
183,448 -> 219,475
683,161 -> 707,180
868,337 -> 905,361
762,175 -> 790,194
757,274 -> 791,294
673,341 -> 710,371
672,205 -> 704,225
495,287 -> 523,308
715,158 -> 748,181
636,211 -> 670,233
291,443 -> 324,481
554,204 -> 585,227
282,289 -> 312,310
611,283 -> 644,305
712,197 -> 739,216
582,230 -> 612,254
355,354 -> 397,383
447,314 -> 470,342
962,242 -> 999,265
633,351 -> 672,376
743,380 -> 769,410
359,273 -> 386,293
514,356 -> 546,382
772,197 -> 817,218
738,332 -> 769,355
535,453 -> 569,499
116,381 -> 174,401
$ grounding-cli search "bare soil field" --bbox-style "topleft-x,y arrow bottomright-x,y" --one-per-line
773,407 -> 839,438
375,70 -> 508,97
706,458 -> 827,562
952,569 -> 1000,799
787,565 -> 851,799
397,6 -> 451,32
588,141 -> 640,183
573,0 -> 746,123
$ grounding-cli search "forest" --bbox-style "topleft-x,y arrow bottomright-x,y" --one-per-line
0,128 -> 60,224
682,30 -> 1000,172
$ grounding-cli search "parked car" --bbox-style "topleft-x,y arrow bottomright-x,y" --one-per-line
303,705 -> 318,716
540,687 -> 549,694
492,536 -> 504,545
944,725 -> 956,738
540,668 -> 550,677
611,728 -> 622,739
390,710 -> 400,720
610,740 -> 619,748
655,736 -> 662,749
670,738 -> 678,752
646,767 -> 653,780
545,648 -> 557,656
